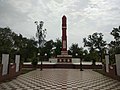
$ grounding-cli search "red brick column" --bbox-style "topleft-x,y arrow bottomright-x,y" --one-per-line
109,65 -> 117,76
8,64 -> 16,79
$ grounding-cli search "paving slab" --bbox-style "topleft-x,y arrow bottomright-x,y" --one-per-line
0,69 -> 120,90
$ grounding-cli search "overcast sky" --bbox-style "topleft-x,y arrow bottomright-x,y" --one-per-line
0,0 -> 120,48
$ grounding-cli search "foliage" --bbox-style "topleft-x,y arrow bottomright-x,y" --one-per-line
31,57 -> 38,68
83,32 -> 106,62
107,26 -> 120,64
110,26 -> 120,46
53,38 -> 62,56
37,38 -> 62,58
69,43 -> 85,59
83,33 -> 106,51
0,27 -> 14,53
0,27 -> 37,63
110,26 -> 120,54
38,40 -> 54,59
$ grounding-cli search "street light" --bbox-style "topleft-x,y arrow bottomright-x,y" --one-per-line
45,53 -> 47,56
37,52 -> 43,71
38,53 -> 40,56
37,53 -> 41,70
75,53 -> 83,71
45,53 -> 47,60
44,53 -> 47,63
51,47 -> 56,58
51,51 -> 54,58
81,53 -> 85,71
75,53 -> 78,57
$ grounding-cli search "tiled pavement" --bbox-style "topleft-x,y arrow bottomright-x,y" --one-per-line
0,69 -> 120,90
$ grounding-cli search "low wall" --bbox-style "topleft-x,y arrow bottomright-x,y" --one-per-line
73,64 -> 102,69
22,63 -> 102,69
49,58 -> 57,63
103,64 -> 120,80
0,64 -> 22,82
72,58 -> 80,63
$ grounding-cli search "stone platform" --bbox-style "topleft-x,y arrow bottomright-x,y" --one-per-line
57,51 -> 72,63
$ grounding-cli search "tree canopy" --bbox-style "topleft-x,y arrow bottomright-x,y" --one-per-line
1,25 -> 120,63
0,27 -> 37,62
83,32 -> 106,62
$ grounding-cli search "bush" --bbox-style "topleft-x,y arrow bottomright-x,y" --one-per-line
31,58 -> 38,68
92,59 -> 96,65
115,46 -> 120,54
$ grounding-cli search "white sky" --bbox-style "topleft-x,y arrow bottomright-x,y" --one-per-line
0,0 -> 120,48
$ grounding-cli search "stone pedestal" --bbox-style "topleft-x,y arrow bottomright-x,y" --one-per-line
57,51 -> 72,63
57,57 -> 72,63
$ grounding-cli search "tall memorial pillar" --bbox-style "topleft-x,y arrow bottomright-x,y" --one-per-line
57,15 -> 72,63
62,15 -> 67,52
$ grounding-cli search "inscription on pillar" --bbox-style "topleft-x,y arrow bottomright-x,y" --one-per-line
63,40 -> 66,49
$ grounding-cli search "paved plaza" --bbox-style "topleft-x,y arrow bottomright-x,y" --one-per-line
0,69 -> 120,90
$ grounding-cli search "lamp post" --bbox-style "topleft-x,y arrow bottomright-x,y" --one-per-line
51,51 -> 54,58
37,53 -> 42,70
75,53 -> 78,66
80,53 -> 85,71
51,47 -> 56,58
35,21 -> 46,71
44,53 -> 47,61
76,53 -> 84,71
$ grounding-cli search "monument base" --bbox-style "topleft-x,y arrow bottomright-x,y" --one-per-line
57,51 -> 72,63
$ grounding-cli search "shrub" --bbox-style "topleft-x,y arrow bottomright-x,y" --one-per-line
31,58 -> 38,68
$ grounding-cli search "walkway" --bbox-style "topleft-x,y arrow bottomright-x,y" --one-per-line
0,69 -> 120,90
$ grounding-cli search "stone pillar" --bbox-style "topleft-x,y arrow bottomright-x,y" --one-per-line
15,55 -> 20,72
115,54 -> 120,76
2,54 -> 9,76
62,15 -> 67,52
105,55 -> 109,73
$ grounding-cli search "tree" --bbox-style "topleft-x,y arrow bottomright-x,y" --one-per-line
40,40 -> 54,59
0,27 -> 14,53
0,27 -> 38,63
110,26 -> 120,54
53,38 -> 62,56
110,26 -> 120,46
69,43 -> 80,57
107,26 -> 120,64
83,32 -> 106,62
69,43 -> 84,58
0,27 -> 14,63
12,34 -> 37,62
